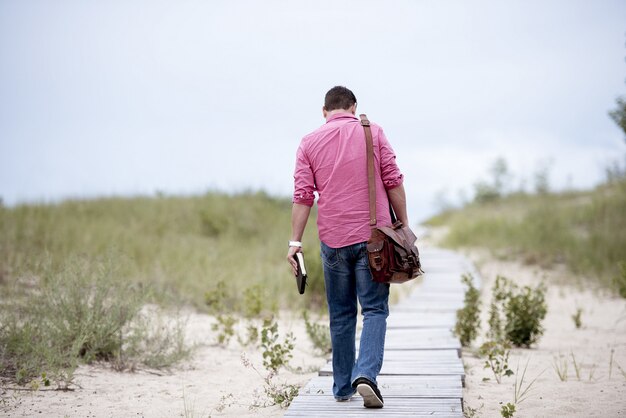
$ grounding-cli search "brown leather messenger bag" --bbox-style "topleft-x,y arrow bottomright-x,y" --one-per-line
360,113 -> 424,284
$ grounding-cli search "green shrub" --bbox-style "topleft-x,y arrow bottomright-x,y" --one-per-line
454,274 -> 481,347
211,314 -> 237,346
488,276 -> 547,348
243,284 -> 264,318
302,311 -> 331,355
262,375 -> 299,408
478,340 -> 513,384
487,276 -> 507,342
241,352 -> 300,409
0,255 -> 189,386
120,307 -> 190,370
260,318 -> 294,372
204,280 -> 229,313
500,402 -> 516,418
237,323 -> 260,347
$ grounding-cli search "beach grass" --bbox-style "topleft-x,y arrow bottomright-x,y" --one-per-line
425,179 -> 626,292
0,191 -> 325,385
0,191 -> 324,311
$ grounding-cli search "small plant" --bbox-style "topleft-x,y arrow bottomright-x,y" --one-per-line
302,311 -> 331,355
260,318 -> 294,372
204,280 -> 228,313
262,371 -> 299,408
237,323 -> 260,347
211,314 -> 237,346
616,362 -> 626,380
614,261 -> 626,298
487,276 -> 547,347
570,352 -> 581,380
454,274 -> 481,347
487,276 -> 507,342
588,363 -> 597,381
495,357 -> 544,418
500,402 -> 516,418
552,353 -> 568,381
571,308 -> 583,329
514,357 -> 543,404
478,340 -> 514,384
243,284 -> 264,318
463,403 -> 484,418
572,308 -> 583,329
241,352 -> 300,408
118,306 -> 190,370
214,393 -> 235,413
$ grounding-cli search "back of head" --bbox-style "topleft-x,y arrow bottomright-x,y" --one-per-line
324,86 -> 357,111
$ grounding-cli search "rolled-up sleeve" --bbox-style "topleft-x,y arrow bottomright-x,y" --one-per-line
293,144 -> 316,206
378,129 -> 404,190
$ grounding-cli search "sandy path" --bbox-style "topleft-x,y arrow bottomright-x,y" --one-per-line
461,251 -> 626,417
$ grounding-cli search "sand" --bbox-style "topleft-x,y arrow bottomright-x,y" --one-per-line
3,244 -> 625,417
1,311 -> 327,417
460,250 -> 626,417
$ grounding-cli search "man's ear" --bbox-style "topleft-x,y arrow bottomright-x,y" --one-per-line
349,104 -> 357,115
322,106 -> 328,118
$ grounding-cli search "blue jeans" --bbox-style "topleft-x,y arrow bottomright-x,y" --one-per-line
320,241 -> 389,400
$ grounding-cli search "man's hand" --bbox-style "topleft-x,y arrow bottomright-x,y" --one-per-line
287,246 -> 302,276
288,203 -> 311,277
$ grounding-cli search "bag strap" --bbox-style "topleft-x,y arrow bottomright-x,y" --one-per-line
360,114 -> 377,228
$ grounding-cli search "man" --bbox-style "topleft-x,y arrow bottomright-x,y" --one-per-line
287,86 -> 409,408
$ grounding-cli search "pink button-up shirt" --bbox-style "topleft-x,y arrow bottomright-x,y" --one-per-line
293,112 -> 404,248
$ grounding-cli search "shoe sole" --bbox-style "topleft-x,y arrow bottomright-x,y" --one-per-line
356,383 -> 384,408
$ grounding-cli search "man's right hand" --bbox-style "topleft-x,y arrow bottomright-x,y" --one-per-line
287,246 -> 302,276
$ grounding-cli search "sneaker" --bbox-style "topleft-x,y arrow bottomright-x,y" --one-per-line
335,392 -> 354,402
353,377 -> 384,408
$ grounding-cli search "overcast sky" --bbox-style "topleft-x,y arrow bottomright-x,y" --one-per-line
1,0 -> 625,222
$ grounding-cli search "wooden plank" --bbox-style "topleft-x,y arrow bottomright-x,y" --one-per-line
394,299 -> 464,307
387,314 -> 456,329
284,247 -> 476,417
300,375 -> 462,398
284,397 -> 463,417
319,360 -> 464,377
405,291 -> 466,300
379,349 -> 460,362
329,349 -> 460,365
364,328 -> 461,353
392,300 -> 464,312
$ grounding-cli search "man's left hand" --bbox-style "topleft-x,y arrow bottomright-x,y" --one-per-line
287,246 -> 301,276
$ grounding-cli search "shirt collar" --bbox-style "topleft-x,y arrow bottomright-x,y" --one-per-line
326,112 -> 358,123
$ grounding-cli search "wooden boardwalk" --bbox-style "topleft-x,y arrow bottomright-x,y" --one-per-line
285,247 -> 481,417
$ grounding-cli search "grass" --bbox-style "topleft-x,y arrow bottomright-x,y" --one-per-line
552,353 -> 568,381
426,179 -> 626,293
0,253 -> 190,386
0,191 -> 325,311
0,191 -> 325,386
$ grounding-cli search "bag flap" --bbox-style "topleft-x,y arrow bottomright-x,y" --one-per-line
377,226 -> 417,250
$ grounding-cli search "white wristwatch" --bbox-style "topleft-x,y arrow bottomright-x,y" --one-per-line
288,241 -> 303,248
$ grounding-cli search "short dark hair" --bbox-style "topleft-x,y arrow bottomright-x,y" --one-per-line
324,86 -> 357,111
